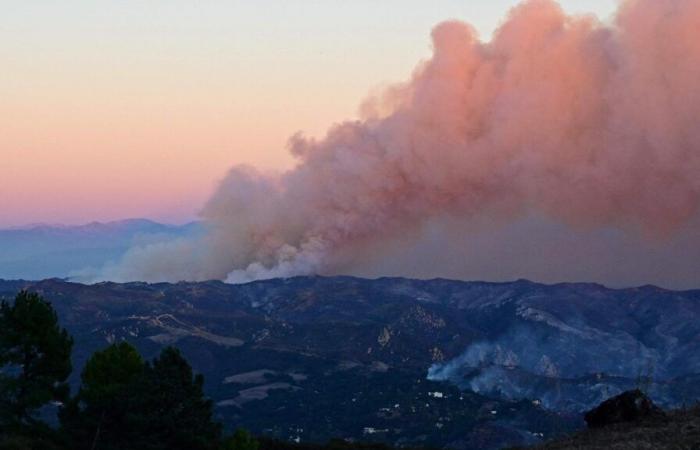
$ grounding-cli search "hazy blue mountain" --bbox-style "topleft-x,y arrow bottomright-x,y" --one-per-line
0,219 -> 201,280
1,277 -> 699,449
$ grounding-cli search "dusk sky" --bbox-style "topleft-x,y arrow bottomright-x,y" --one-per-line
2,1 -> 616,227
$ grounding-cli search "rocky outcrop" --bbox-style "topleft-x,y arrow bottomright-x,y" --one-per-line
527,398 -> 699,449
584,389 -> 666,428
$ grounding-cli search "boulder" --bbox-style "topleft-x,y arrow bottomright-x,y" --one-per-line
584,389 -> 666,429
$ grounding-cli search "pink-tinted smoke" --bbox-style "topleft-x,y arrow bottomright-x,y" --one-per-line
102,0 -> 700,287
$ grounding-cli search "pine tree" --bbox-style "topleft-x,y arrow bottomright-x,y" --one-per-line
130,347 -> 222,450
0,291 -> 73,432
62,345 -> 222,450
60,342 -> 145,450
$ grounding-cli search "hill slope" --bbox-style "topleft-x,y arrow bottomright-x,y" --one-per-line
1,277 -> 699,449
523,404 -> 700,449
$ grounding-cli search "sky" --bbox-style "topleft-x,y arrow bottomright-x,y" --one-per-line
0,0 -> 617,228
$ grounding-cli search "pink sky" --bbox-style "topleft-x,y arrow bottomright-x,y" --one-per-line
0,0 -> 616,227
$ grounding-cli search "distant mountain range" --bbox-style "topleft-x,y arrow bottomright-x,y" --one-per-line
0,219 -> 201,280
1,276 -> 699,449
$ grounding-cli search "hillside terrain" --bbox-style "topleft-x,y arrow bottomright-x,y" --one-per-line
1,277 -> 699,449
520,403 -> 700,449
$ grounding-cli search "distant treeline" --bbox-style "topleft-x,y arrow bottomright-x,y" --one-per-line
0,291 -> 427,450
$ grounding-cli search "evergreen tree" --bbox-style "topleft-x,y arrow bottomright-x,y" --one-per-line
0,291 -> 73,432
130,347 -> 222,450
62,345 -> 221,450
60,342 -> 145,450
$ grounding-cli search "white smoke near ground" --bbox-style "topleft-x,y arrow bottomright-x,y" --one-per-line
426,325 -> 669,411
97,0 -> 700,288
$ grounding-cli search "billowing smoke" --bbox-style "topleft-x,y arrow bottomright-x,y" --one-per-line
100,0 -> 700,287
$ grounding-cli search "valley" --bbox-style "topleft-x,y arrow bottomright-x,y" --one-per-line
1,277 -> 699,448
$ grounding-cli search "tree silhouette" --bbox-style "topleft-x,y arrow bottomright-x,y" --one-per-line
130,346 -> 222,450
62,345 -> 221,450
60,342 -> 145,450
0,291 -> 73,432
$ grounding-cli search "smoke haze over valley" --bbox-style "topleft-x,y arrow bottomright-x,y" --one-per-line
73,0 -> 700,289
2,276 -> 700,448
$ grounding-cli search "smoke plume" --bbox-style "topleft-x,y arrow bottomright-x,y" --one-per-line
102,0 -> 700,288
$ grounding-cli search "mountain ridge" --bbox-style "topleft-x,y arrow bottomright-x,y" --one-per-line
0,219 -> 202,281
1,276 -> 699,449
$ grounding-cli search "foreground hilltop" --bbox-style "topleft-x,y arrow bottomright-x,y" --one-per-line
525,404 -> 700,449
1,276 -> 699,449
